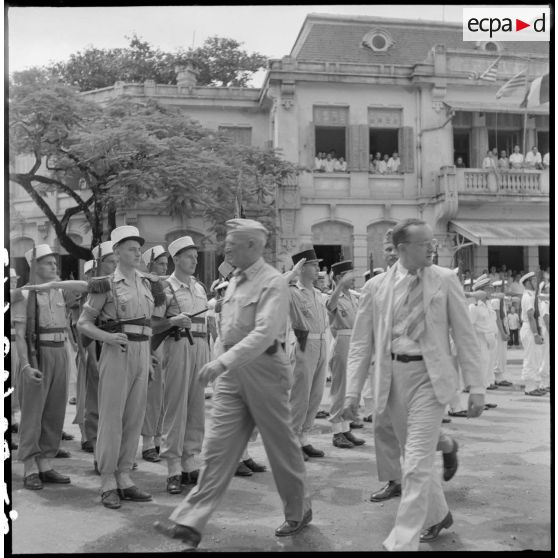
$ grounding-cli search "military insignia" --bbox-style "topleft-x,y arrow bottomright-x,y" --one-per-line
341,309 -> 347,317
302,308 -> 311,318
121,304 -> 127,312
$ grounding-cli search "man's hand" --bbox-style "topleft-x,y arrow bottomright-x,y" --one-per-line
104,332 -> 128,350
291,258 -> 306,277
338,270 -> 357,289
171,313 -> 192,329
151,353 -> 160,367
467,393 -> 485,418
23,366 -> 43,384
198,360 -> 226,386
342,396 -> 359,422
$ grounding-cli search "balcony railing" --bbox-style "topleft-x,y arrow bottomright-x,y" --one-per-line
455,168 -> 547,196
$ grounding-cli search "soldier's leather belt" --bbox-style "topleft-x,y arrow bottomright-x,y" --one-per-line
190,322 -> 207,334
121,324 -> 153,337
39,340 -> 65,348
125,333 -> 150,342
39,327 -> 67,342
176,330 -> 207,339
307,333 -> 326,340
391,353 -> 423,363
335,329 -> 353,335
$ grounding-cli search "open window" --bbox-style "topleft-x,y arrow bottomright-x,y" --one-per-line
311,106 -> 349,171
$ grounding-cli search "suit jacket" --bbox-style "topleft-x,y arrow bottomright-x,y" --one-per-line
346,263 -> 484,415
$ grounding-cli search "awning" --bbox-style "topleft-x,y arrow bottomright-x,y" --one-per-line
444,100 -> 549,115
449,220 -> 549,246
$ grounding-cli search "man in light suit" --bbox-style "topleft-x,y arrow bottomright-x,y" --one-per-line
343,218 -> 485,551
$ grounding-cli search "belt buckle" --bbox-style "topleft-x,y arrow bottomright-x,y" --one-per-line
54,332 -> 63,342
399,354 -> 410,363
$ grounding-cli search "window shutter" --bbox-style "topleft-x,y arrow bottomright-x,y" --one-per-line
399,126 -> 415,173
307,121 -> 316,168
348,125 -> 361,171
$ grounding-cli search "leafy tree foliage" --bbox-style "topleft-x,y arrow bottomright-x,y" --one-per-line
9,75 -> 301,261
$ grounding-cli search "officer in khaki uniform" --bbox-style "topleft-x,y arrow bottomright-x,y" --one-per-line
152,236 -> 209,494
78,226 -> 166,509
13,245 -> 71,490
154,219 -> 311,550
140,245 -> 169,463
288,249 -> 329,459
326,261 -> 365,449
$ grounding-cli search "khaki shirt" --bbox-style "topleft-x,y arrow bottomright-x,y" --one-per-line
217,257 -> 288,370
12,288 -> 68,328
326,290 -> 358,331
154,273 -> 208,318
289,281 -> 328,334
80,269 -> 155,324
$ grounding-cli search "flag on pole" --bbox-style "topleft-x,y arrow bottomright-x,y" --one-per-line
479,57 -> 501,81
520,73 -> 549,107
496,69 -> 527,99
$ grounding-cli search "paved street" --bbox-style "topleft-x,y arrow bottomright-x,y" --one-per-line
8,348 -> 551,553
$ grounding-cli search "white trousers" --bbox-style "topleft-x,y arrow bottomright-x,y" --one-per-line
382,360 -> 448,552
493,337 -> 508,381
520,324 -> 543,392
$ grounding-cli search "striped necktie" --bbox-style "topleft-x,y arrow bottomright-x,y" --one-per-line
405,273 -> 426,341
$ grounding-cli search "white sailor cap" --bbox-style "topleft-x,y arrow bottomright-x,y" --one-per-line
110,225 -> 144,247
142,245 -> 168,267
10,268 -> 19,278
519,271 -> 535,285
168,236 -> 198,259
225,218 -> 269,238
91,241 -> 114,260
83,260 -> 96,275
472,276 -> 492,291
24,244 -> 57,266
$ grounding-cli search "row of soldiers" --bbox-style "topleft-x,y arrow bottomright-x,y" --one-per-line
8,219 -> 550,548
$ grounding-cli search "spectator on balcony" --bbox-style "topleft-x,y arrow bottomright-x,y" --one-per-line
323,153 -> 336,173
387,152 -> 401,174
482,149 -> 497,170
543,152 -> 549,169
455,156 -> 466,168
334,156 -> 348,172
509,145 -> 524,169
525,146 -> 543,170
372,152 -> 383,173
369,154 -> 377,174
314,152 -> 326,172
488,266 -> 498,282
498,150 -> 510,170
508,274 -> 525,297
377,154 -> 389,175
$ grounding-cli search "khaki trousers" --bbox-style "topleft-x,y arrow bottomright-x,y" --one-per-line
382,360 -> 448,552
328,334 -> 350,425
84,344 -> 100,446
160,336 -> 208,476
289,338 -> 327,444
18,346 -> 68,462
520,324 -> 543,392
96,340 -> 150,492
142,345 -> 165,447
169,348 -> 310,535
71,342 -> 86,432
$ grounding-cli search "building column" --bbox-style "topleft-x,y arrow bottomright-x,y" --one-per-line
471,113 -> 488,168
474,244 -> 488,275
353,233 -> 368,288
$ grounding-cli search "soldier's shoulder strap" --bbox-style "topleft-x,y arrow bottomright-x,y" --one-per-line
87,275 -> 112,294
140,273 -> 166,307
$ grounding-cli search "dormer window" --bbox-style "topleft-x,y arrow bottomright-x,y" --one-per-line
362,29 -> 394,53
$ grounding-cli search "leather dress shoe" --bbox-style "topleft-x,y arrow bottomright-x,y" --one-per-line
315,410 -> 330,419
39,469 -> 71,484
441,417 -> 451,423
525,389 -> 546,396
117,486 -> 152,502
101,489 -> 121,509
235,462 -> 253,476
448,410 -> 468,417
343,431 -> 365,446
61,431 -> 74,440
333,433 -> 354,449
363,414 -> 373,423
181,470 -> 199,485
370,481 -> 401,502
275,509 -> 312,537
420,511 -> 453,542
55,448 -> 71,458
81,440 -> 94,453
302,444 -> 324,458
154,520 -> 201,549
167,475 -> 183,494
484,403 -> 498,409
23,473 -> 43,490
486,384 -> 498,390
495,380 -> 513,387
442,439 -> 458,481
243,458 -> 266,472
349,420 -> 364,429
142,448 -> 161,462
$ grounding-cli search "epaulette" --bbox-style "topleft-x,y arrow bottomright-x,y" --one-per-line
87,276 -> 111,294
146,277 -> 167,307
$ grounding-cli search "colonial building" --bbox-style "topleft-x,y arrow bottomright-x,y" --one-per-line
10,14 -> 550,287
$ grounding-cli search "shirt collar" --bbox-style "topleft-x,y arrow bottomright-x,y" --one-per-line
234,257 -> 264,282
113,268 -> 140,285
168,272 -> 194,290
396,260 -> 422,278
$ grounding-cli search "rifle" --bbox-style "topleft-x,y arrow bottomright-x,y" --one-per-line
25,245 -> 41,370
148,248 -> 155,274
151,307 -> 208,351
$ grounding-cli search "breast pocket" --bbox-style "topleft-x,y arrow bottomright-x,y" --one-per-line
235,294 -> 259,330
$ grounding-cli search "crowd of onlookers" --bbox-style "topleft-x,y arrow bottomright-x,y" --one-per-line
313,150 -> 402,174
455,145 -> 550,170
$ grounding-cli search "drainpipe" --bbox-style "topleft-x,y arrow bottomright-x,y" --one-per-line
416,88 -> 422,195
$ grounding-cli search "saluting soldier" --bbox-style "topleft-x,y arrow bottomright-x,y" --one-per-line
140,245 -> 170,464
77,225 -> 166,509
154,218 -> 311,550
326,260 -> 365,449
152,236 -> 209,494
287,249 -> 329,460
13,245 -> 71,490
